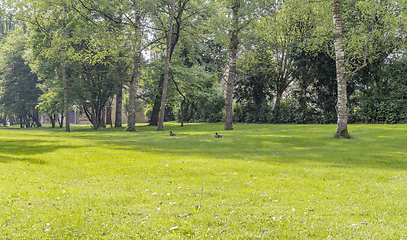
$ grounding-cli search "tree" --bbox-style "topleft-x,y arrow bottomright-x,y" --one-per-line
8,0 -> 78,131
149,0 -> 194,126
61,5 -> 70,132
236,0 -> 314,122
332,0 -> 350,138
330,0 -> 405,137
157,0 -> 176,131
219,0 -> 269,130
36,88 -> 64,128
76,0 -> 151,132
0,28 -> 42,128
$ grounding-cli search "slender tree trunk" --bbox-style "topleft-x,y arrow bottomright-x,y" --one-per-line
157,0 -> 176,131
50,114 -> 56,128
108,106 -> 113,127
19,115 -> 23,128
62,6 -> 70,132
34,109 -> 41,127
225,3 -> 240,131
151,2 -> 185,126
150,75 -> 164,126
59,113 -> 64,128
101,107 -> 106,128
332,0 -> 350,138
180,98 -> 185,127
24,114 -> 30,128
115,82 -> 123,127
128,8 -> 142,132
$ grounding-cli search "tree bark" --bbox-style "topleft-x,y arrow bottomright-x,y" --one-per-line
34,109 -> 41,127
19,115 -> 23,128
59,113 -> 64,128
128,8 -> 142,132
24,114 -> 30,128
225,2 -> 240,131
50,114 -> 56,128
180,98 -> 185,127
149,75 -> 164,126
332,0 -> 350,138
101,107 -> 106,128
62,5 -> 70,132
157,0 -> 176,131
115,82 -> 123,127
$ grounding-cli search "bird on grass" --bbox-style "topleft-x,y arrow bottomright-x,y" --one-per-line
170,131 -> 177,136
215,133 -> 223,138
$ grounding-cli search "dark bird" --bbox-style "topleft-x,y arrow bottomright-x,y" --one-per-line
215,133 -> 223,138
170,131 -> 176,136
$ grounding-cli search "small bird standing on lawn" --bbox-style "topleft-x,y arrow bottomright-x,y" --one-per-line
170,131 -> 176,136
215,133 -> 222,138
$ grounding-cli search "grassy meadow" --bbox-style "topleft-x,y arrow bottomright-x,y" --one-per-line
0,123 -> 407,239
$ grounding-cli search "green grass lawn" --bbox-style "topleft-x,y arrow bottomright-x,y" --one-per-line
1,123 -> 406,239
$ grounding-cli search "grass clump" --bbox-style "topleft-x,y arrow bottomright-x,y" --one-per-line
0,123 -> 407,239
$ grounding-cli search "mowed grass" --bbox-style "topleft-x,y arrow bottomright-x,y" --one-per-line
0,123 -> 407,239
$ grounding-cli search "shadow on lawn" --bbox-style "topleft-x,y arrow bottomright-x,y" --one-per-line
0,155 -> 48,164
0,139 -> 77,164
4,124 -> 406,170
98,129 -> 407,171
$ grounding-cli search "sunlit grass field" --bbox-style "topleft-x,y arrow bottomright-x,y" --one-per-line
1,123 -> 406,239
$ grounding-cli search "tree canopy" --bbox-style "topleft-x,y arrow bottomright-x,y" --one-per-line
1,0 -> 407,134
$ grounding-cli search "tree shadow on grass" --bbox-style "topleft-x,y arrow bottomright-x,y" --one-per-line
100,130 -> 407,172
4,123 -> 406,171
0,139 -> 77,164
0,155 -> 48,164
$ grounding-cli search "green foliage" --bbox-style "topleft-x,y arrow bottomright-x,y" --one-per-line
2,0 -> 407,129
290,47 -> 338,124
181,84 -> 225,123
350,58 -> 407,124
1,124 -> 407,238
0,28 -> 41,126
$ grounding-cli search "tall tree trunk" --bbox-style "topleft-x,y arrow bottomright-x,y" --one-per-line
107,106 -> 112,127
332,0 -> 350,138
59,113 -> 64,128
50,114 -> 56,128
24,114 -> 30,128
180,98 -> 185,127
34,109 -> 41,127
101,107 -> 106,128
19,115 -> 23,128
150,1 -> 185,126
115,82 -> 123,127
158,0 -> 176,131
62,5 -> 70,132
128,8 -> 142,132
149,75 -> 164,126
225,3 -> 240,131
